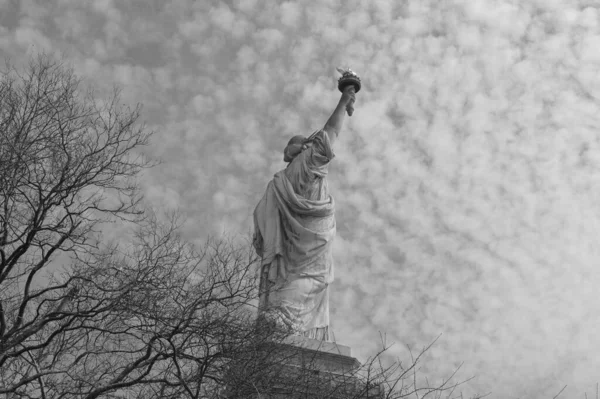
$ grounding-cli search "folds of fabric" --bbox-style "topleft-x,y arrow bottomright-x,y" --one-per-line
253,170 -> 336,335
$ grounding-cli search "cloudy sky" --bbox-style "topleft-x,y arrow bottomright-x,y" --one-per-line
3,0 -> 600,397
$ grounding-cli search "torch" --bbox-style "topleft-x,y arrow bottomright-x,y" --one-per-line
336,67 -> 361,116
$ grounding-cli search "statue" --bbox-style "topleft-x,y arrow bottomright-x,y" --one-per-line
253,69 -> 361,341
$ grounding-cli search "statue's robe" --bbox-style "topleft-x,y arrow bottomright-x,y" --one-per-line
253,129 -> 335,340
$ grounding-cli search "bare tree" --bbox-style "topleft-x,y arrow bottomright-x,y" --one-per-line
220,331 -> 488,399
0,53 -> 152,396
0,53 -> 296,399
0,54 -> 484,399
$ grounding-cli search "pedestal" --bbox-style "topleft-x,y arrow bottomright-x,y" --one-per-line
265,336 -> 383,398
221,336 -> 383,398
279,336 -> 361,374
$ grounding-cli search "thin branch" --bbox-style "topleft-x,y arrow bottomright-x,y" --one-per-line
552,385 -> 568,399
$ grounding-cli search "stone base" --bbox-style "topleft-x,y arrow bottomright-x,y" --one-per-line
267,336 -> 383,398
221,336 -> 383,398
279,336 -> 361,374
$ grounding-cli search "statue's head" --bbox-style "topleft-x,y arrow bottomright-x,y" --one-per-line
283,135 -> 307,162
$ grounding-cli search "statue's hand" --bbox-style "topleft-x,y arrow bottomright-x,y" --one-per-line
340,85 -> 356,116
341,85 -> 356,103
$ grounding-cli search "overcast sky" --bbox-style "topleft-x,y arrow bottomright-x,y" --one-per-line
2,0 -> 600,398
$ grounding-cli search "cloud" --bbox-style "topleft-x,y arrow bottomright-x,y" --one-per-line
14,25 -> 52,52
179,16 -> 209,40
253,28 -> 285,54
209,4 -> 235,32
279,2 -> 302,28
3,0 -> 600,397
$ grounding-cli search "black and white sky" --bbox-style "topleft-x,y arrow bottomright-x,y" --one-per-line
2,1 -> 600,398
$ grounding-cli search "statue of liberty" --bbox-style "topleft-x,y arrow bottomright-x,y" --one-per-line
253,69 -> 360,341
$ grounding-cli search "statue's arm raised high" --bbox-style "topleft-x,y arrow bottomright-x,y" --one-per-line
323,85 -> 356,147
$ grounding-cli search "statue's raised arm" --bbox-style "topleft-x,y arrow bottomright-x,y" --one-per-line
324,68 -> 361,146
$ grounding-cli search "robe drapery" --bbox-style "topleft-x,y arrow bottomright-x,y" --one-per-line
253,129 -> 335,340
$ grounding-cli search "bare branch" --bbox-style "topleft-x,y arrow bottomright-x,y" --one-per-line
0,53 -> 483,399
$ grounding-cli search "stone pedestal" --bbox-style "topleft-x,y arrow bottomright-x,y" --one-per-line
264,337 -> 383,399
221,336 -> 383,398
279,336 -> 361,374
